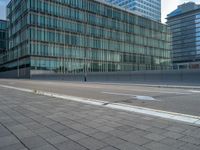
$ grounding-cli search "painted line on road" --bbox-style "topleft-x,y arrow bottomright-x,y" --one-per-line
128,89 -> 191,95
189,90 -> 200,93
92,82 -> 200,90
106,103 -> 200,125
0,85 -> 33,93
103,91 -> 141,97
0,84 -> 200,126
102,91 -> 159,101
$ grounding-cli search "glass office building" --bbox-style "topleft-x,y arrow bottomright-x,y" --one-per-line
167,2 -> 200,69
104,0 -> 161,22
0,20 -> 7,54
0,0 -> 171,77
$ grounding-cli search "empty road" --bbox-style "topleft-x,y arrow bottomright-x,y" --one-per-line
0,79 -> 200,116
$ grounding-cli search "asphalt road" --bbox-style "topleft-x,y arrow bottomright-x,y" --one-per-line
0,79 -> 200,116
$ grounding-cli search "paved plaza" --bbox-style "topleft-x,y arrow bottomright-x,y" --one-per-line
0,85 -> 200,150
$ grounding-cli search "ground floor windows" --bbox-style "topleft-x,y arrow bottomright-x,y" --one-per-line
30,57 -> 170,74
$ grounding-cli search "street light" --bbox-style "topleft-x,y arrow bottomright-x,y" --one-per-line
84,49 -> 87,82
17,50 -> 19,78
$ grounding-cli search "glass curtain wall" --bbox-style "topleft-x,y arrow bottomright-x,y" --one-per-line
167,11 -> 200,68
0,20 -> 7,54
105,0 -> 161,22
0,0 -> 171,74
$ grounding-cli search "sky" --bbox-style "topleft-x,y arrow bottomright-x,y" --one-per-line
162,0 -> 200,23
0,0 -> 200,23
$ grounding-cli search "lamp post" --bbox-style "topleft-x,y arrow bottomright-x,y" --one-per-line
84,49 -> 87,82
17,49 -> 19,78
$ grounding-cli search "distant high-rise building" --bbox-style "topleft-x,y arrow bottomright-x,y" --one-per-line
104,0 -> 161,22
167,2 -> 200,69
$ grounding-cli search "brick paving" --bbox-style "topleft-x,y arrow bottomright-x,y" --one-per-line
0,87 -> 200,150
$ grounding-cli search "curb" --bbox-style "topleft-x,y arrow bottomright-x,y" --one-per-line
88,82 -> 200,90
0,84 -> 200,126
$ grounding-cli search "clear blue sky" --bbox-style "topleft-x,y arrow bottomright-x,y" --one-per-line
0,0 -> 9,20
0,0 -> 200,23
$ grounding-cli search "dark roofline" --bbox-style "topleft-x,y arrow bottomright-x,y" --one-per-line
167,8 -> 200,19
7,0 -> 164,25
0,20 -> 7,23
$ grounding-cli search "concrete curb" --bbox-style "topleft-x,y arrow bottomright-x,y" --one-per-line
87,82 -> 200,90
0,84 -> 200,126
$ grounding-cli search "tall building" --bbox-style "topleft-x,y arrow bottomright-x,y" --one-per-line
0,0 -> 171,78
0,20 -> 7,54
104,0 -> 161,22
167,2 -> 200,69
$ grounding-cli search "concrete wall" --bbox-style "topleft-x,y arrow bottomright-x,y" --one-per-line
0,68 -> 30,78
31,69 -> 200,85
0,68 -> 200,85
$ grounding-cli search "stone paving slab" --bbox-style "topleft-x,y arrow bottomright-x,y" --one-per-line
0,87 -> 200,150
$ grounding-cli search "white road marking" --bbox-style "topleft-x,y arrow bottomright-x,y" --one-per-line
189,90 -> 200,93
102,91 -> 138,97
8,82 -> 15,85
92,82 -> 200,91
0,85 -> 33,93
128,89 -> 191,95
106,103 -> 200,124
102,91 -> 158,101
0,84 -> 200,126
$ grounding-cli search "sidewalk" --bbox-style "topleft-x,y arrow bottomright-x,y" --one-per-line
32,79 -> 200,90
0,87 -> 200,150
87,82 -> 200,90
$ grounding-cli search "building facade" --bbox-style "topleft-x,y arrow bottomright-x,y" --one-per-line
0,0 -> 171,78
0,20 -> 7,54
167,2 -> 200,69
104,0 -> 161,22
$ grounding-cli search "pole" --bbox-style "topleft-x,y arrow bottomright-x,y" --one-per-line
17,50 -> 19,78
84,49 -> 87,82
